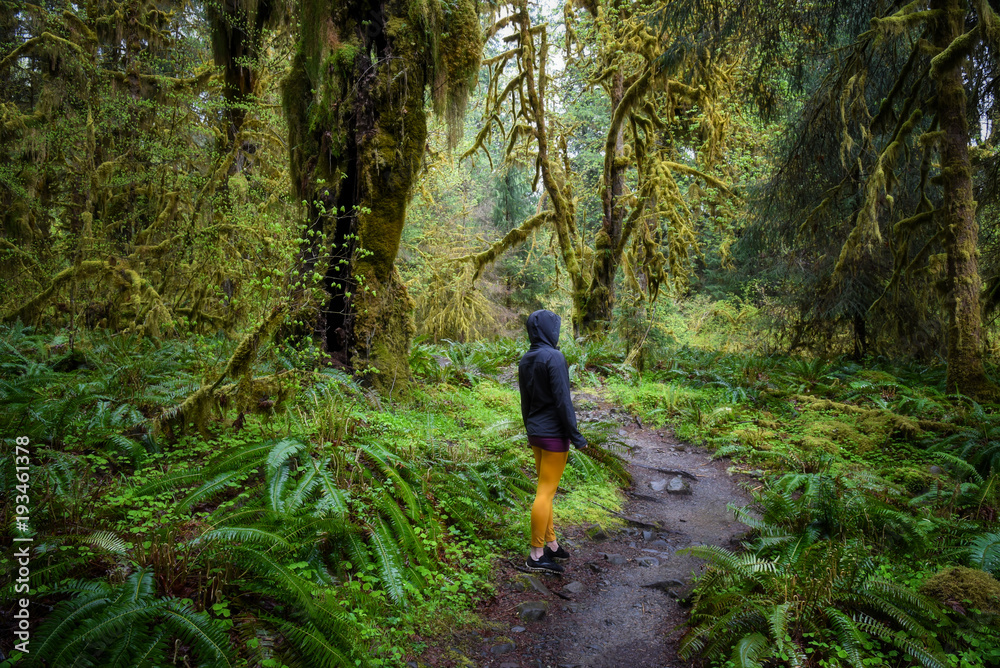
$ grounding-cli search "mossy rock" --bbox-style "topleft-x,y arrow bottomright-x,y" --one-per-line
733,427 -> 776,451
919,567 -> 1000,614
884,466 -> 935,494
854,369 -> 901,384
858,411 -> 921,441
796,416 -> 876,455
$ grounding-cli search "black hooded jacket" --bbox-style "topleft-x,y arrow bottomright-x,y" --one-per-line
518,310 -> 587,448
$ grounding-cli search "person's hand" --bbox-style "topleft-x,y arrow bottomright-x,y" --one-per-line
574,438 -> 588,450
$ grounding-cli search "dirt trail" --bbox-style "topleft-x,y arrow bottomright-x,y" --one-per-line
543,411 -> 751,668
419,394 -> 751,668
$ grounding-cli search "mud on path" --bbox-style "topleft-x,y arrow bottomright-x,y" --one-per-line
415,394 -> 752,668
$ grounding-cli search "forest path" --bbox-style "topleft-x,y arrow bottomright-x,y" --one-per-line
421,390 -> 751,668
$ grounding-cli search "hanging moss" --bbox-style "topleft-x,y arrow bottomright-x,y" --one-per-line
436,0 -> 482,146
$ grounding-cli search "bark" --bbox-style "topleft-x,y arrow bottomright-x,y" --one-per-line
932,0 -> 997,398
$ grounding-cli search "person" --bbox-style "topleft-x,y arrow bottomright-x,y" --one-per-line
518,309 -> 588,573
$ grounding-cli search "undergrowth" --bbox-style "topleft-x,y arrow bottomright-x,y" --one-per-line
0,326 -> 625,667
4,322 -> 1000,667
605,346 -> 1000,667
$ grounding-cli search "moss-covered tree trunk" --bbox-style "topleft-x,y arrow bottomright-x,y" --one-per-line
933,0 -> 996,398
207,0 -> 276,142
581,70 -> 625,334
283,0 -> 479,392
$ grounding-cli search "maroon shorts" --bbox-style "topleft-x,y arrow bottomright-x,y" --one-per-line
528,435 -> 570,453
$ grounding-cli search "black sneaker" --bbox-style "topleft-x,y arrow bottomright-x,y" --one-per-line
544,545 -> 570,561
525,553 -> 564,574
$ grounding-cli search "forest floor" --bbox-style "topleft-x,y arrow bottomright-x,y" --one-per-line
415,390 -> 752,668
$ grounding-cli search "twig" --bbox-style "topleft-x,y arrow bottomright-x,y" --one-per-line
503,559 -> 571,599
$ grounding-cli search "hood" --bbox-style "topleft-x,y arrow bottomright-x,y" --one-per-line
526,310 -> 561,349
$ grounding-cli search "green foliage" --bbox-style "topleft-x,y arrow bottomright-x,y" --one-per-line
601,343 -> 1000,667
682,520 -> 947,667
967,531 -> 1000,577
1,0 -> 296,336
29,569 -> 235,668
733,468 -> 932,558
3,322 -> 631,666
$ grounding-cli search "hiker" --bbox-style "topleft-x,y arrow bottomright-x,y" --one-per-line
518,309 -> 588,573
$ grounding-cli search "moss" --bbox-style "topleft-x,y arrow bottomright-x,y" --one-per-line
798,417 -> 877,455
790,395 -> 923,441
919,567 -> 1000,613
351,265 -> 416,396
153,306 -> 287,437
885,466 -> 935,494
556,480 -> 623,527
930,22 -> 981,80
431,0 -> 482,146
284,0 -> 483,390
331,43 -> 358,71
439,0 -> 481,85
281,54 -> 316,199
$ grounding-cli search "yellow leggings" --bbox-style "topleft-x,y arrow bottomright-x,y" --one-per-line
530,446 -> 569,548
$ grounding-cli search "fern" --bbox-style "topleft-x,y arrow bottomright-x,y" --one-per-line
194,526 -> 294,552
368,515 -> 409,604
30,569 -> 235,667
312,462 -> 349,516
85,530 -> 128,555
344,531 -> 375,574
131,468 -> 212,497
161,600 -> 236,667
731,632 -> 769,668
268,461 -> 293,512
227,545 -> 321,612
681,514 -> 946,668
375,491 -> 432,571
206,439 -> 280,473
285,462 -> 321,511
262,615 -> 356,668
178,469 -> 251,511
266,437 -> 308,477
968,531 -> 1000,575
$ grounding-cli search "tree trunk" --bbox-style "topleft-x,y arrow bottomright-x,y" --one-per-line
207,0 -> 275,143
581,69 -> 626,334
283,0 -> 430,393
933,0 -> 997,398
